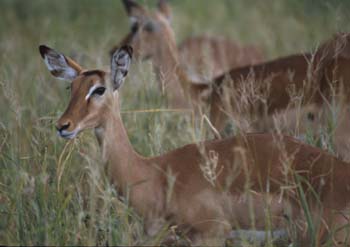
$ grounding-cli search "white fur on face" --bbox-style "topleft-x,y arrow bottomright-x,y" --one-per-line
129,17 -> 138,26
85,84 -> 101,101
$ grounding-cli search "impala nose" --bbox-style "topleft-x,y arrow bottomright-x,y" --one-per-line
56,120 -> 72,132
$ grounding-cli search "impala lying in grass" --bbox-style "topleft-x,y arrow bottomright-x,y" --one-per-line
39,44 -> 350,246
112,0 -> 263,108
209,32 -> 350,160
211,34 -> 350,129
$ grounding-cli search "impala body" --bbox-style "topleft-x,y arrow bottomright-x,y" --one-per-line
210,52 -> 314,131
112,0 -> 263,108
178,35 -> 263,82
40,45 -> 350,246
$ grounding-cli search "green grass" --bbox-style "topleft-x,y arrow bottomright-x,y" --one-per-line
1,0 -> 350,246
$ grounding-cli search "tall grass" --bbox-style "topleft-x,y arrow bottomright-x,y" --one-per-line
0,0 -> 350,246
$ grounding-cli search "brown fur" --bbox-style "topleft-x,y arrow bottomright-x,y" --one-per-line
178,35 -> 264,81
209,52 -> 314,131
40,45 -> 350,246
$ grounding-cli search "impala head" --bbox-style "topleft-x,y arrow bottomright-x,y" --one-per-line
111,0 -> 175,60
39,45 -> 133,139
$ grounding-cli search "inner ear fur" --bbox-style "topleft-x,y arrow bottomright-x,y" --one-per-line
39,45 -> 83,81
110,46 -> 133,90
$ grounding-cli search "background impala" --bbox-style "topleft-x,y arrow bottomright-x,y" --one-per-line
111,0 -> 264,108
1,0 -> 350,246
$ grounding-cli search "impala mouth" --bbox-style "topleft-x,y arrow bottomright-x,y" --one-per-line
57,129 -> 79,139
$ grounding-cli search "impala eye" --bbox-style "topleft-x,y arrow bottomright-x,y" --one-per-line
131,23 -> 139,33
92,87 -> 106,96
144,21 -> 155,32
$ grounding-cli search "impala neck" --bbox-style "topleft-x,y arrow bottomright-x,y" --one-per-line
152,32 -> 191,108
94,92 -> 145,193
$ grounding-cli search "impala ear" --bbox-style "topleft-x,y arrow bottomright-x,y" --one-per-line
121,0 -> 146,24
111,46 -> 133,90
39,45 -> 82,81
157,0 -> 171,21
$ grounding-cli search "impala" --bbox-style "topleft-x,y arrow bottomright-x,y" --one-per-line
111,0 -> 264,108
210,33 -> 350,130
39,45 -> 350,246
209,33 -> 350,159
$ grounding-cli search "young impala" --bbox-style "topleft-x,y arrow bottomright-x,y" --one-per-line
112,0 -> 264,108
39,45 -> 350,246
